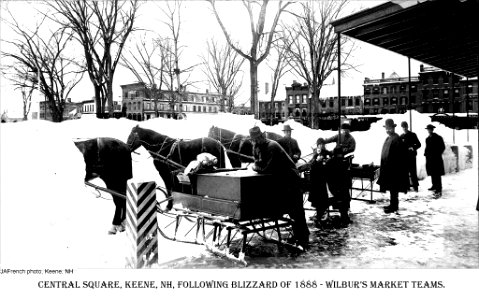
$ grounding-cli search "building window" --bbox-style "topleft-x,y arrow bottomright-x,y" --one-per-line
355,98 -> 360,106
203,106 -> 206,112
341,98 -> 345,106
383,98 -> 389,105
208,106 -> 212,112
302,95 -> 307,104
202,96 -> 206,102
390,86 -> 397,94
391,97 -> 397,105
373,87 -> 379,94
329,101 -> 334,108
288,95 -> 293,104
443,89 -> 449,97
400,85 -> 406,92
410,85 -> 417,92
400,97 -> 407,105
348,98 -> 353,106
364,87 -> 371,95
433,89 -> 439,98
364,98 -> 371,106
373,98 -> 380,106
382,87 -> 388,94
454,88 -> 460,96
295,95 -> 300,104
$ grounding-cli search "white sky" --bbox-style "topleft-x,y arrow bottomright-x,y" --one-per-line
0,0 -> 426,117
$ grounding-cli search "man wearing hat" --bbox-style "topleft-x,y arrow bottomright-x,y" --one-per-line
323,122 -> 356,155
377,119 -> 409,213
277,124 -> 302,163
424,124 -> 445,197
249,126 -> 309,248
400,121 -> 421,192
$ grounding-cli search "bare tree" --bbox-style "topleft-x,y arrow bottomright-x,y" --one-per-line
266,39 -> 291,124
201,39 -> 245,112
121,34 -> 164,117
46,0 -> 139,118
283,0 -> 357,127
159,0 -> 199,118
2,15 -> 84,122
208,0 -> 291,119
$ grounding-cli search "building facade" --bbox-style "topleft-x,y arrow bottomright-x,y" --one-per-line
120,82 -> 222,120
363,72 -> 419,115
363,66 -> 478,115
39,99 -> 83,120
80,98 -> 122,118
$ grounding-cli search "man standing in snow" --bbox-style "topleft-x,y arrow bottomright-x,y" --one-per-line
249,126 -> 309,248
377,119 -> 409,213
400,121 -> 421,192
277,124 -> 302,163
323,123 -> 356,155
424,124 -> 446,197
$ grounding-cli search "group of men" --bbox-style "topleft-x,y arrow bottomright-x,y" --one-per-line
248,118 -> 446,248
378,119 -> 446,213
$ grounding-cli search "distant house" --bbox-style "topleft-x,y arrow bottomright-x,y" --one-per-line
120,82 -> 222,121
39,98 -> 83,121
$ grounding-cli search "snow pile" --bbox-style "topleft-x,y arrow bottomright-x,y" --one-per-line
0,110 -> 476,268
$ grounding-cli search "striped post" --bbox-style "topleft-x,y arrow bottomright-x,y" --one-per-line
126,179 -> 158,268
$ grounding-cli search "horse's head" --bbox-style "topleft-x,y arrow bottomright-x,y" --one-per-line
207,126 -> 218,139
127,125 -> 142,151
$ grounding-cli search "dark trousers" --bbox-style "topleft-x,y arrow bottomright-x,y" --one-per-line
431,175 -> 442,192
407,156 -> 419,189
389,190 -> 399,209
286,187 -> 310,244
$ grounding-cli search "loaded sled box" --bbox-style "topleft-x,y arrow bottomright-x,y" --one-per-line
174,170 -> 283,220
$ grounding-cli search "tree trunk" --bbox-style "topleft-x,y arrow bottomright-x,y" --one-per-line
107,79 -> 114,118
221,88 -> 227,112
250,60 -> 258,118
94,87 -> 102,118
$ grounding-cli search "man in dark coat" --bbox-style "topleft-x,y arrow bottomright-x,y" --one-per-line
400,121 -> 421,192
277,124 -> 302,163
306,138 -> 332,222
424,124 -> 446,197
250,126 -> 309,248
323,123 -> 356,155
377,119 -> 409,213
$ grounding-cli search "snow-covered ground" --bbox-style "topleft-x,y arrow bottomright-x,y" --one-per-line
0,111 -> 477,268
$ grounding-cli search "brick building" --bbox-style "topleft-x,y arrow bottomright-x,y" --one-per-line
120,82 -> 221,120
363,66 -> 478,115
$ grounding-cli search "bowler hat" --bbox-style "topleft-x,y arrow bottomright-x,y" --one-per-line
383,119 -> 397,128
282,124 -> 293,131
249,126 -> 263,139
425,124 -> 436,130
401,121 -> 408,128
340,123 -> 351,130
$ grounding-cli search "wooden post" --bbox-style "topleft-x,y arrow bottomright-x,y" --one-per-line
126,179 -> 158,268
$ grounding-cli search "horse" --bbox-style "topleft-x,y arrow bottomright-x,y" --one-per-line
126,125 -> 228,209
207,126 -> 254,167
74,137 -> 132,234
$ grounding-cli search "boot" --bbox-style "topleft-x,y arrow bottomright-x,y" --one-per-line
383,206 -> 398,213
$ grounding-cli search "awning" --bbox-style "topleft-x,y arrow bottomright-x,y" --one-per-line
331,0 -> 478,78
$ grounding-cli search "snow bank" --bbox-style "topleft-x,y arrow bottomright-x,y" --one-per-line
0,111 -> 476,267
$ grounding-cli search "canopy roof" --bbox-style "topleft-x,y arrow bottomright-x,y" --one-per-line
331,0 -> 478,78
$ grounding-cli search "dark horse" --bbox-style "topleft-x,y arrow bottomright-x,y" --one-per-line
207,126 -> 283,167
207,126 -> 254,167
74,138 -> 132,233
126,125 -> 228,208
